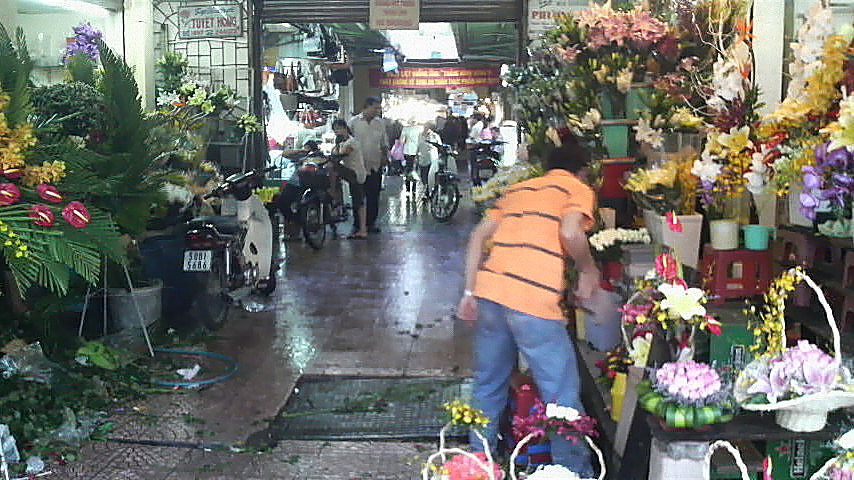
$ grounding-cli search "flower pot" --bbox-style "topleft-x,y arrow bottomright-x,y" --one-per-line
742,225 -> 774,251
709,219 -> 739,250
602,124 -> 629,157
751,189 -> 777,227
644,210 -> 704,268
107,280 -> 162,332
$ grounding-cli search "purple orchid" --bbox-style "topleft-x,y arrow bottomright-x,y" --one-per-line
826,147 -> 852,170
799,192 -> 818,220
802,166 -> 824,190
64,23 -> 103,62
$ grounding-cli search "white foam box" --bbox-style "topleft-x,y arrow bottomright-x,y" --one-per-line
648,439 -> 708,480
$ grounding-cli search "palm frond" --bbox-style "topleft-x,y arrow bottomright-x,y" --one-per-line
96,39 -> 145,154
0,25 -> 33,126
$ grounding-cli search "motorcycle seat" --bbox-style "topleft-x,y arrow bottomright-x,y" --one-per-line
187,216 -> 242,235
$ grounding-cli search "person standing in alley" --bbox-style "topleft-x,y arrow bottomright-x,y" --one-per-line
456,130 -> 599,476
349,97 -> 388,234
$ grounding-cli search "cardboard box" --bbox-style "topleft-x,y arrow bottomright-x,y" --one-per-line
766,439 -> 835,480
708,319 -> 755,383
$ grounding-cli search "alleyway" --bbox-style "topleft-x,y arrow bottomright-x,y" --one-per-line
53,177 -> 477,479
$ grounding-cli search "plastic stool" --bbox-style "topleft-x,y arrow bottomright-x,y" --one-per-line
774,229 -> 820,266
844,250 -> 854,290
701,245 -> 774,304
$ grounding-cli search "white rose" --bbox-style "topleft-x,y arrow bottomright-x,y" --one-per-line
545,403 -> 559,419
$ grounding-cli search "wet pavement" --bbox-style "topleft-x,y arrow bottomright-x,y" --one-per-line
51,176 -> 477,479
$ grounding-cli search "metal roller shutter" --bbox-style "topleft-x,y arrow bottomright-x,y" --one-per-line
261,0 -> 521,24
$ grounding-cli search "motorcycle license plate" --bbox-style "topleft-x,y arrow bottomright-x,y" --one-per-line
183,250 -> 212,272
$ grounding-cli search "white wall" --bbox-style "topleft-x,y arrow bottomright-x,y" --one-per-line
0,1 -> 18,35
16,11 -> 124,66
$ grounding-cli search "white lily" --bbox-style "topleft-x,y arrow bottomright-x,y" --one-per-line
691,158 -> 723,183
838,429 -> 854,450
657,283 -> 707,320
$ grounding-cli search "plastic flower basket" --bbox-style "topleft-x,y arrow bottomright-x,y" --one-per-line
421,422 -> 504,480
704,441 -> 752,480
734,269 -> 854,432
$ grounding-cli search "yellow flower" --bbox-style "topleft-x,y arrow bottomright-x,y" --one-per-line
23,160 -> 67,186
717,126 -> 753,153
443,400 -> 489,426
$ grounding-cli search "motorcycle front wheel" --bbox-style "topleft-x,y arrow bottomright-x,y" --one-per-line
191,257 -> 229,330
300,200 -> 327,250
430,181 -> 460,222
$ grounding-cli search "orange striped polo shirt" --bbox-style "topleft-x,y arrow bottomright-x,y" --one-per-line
474,170 -> 595,321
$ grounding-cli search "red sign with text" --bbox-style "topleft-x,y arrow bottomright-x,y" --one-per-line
370,67 -> 501,89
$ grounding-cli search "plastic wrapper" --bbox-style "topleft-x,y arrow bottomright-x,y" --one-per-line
0,424 -> 20,464
0,342 -> 63,384
51,408 -> 102,446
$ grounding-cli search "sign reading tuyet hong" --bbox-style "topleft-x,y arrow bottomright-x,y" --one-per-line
370,67 -> 501,89
179,4 -> 242,39
527,0 -> 586,41
369,0 -> 420,30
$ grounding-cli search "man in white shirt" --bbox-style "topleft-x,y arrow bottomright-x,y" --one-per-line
467,113 -> 486,185
349,97 -> 388,233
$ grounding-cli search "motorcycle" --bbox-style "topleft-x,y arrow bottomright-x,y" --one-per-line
297,154 -> 350,250
471,139 -> 504,186
182,167 -> 276,328
426,141 -> 461,222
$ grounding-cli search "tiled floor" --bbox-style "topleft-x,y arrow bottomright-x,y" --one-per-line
50,177 -> 476,478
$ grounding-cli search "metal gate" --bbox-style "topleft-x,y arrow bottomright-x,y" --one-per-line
260,0 -> 522,24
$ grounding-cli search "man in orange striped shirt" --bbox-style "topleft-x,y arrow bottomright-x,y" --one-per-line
457,133 -> 599,475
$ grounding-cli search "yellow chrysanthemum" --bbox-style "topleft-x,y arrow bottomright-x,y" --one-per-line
443,400 -> 489,427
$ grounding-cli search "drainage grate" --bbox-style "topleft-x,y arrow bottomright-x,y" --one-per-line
269,376 -> 472,441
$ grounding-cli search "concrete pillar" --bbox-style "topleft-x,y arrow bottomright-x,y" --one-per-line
123,0 -> 155,109
753,0 -> 786,114
0,0 -> 19,36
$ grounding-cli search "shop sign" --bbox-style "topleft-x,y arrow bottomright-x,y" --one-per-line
527,0 -> 586,41
369,0 -> 420,30
178,4 -> 242,39
369,67 -> 501,89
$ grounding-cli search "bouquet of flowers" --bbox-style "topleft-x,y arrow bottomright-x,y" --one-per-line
471,163 -> 543,204
588,227 -> 651,262
510,401 -> 603,480
797,96 -> 854,234
735,268 -> 854,432
638,360 -> 734,428
624,152 -> 699,215
619,253 -> 721,360
596,346 -> 633,386
423,400 -> 503,480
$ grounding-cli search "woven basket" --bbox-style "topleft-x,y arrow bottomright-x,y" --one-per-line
735,269 -> 854,432
704,440 -> 751,480
421,423 -> 501,480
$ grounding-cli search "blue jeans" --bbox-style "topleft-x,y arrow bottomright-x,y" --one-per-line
470,299 -> 594,476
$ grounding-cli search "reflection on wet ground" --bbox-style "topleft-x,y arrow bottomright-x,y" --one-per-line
53,176 -> 478,479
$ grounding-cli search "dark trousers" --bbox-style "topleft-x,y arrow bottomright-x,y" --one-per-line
355,169 -> 382,229
277,184 -> 302,223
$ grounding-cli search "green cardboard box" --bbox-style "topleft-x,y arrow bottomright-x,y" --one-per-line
766,440 -> 834,480
708,319 -> 755,383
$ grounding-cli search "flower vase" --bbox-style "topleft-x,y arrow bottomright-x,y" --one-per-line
610,371 -> 628,422
601,91 -> 627,120
709,219 -> 739,250
751,188 -> 777,228
643,210 -> 704,268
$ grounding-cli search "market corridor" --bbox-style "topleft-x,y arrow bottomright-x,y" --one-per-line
52,177 -> 477,479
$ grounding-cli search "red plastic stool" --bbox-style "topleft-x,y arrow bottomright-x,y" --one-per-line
701,245 -> 774,304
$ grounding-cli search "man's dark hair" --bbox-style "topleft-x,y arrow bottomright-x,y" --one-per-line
546,133 -> 590,174
363,97 -> 381,108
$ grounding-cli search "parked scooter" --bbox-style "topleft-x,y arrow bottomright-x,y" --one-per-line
471,139 -> 504,186
182,167 -> 276,328
426,141 -> 461,222
297,154 -> 350,250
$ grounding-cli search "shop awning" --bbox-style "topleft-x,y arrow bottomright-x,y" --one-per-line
261,0 -> 521,24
